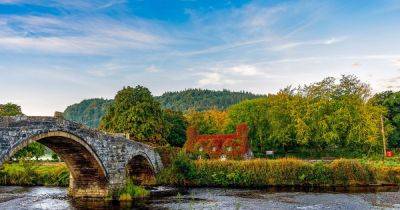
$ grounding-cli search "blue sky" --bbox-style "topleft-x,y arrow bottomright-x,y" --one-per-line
0,0 -> 400,115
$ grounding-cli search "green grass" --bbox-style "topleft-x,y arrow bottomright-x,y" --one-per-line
0,161 -> 69,186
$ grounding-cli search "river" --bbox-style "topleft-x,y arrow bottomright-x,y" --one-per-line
0,186 -> 399,209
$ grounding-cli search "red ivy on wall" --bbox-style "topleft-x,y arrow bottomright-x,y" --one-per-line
184,123 -> 250,159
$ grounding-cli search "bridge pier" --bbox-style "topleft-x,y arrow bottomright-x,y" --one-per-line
68,174 -> 109,198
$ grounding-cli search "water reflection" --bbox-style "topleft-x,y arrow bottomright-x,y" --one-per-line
0,186 -> 399,209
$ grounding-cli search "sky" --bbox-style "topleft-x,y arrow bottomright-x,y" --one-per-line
0,0 -> 400,116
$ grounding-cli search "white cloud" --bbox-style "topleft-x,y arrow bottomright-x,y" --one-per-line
145,65 -> 160,73
196,64 -> 273,87
394,59 -> 400,68
225,65 -> 262,76
197,72 -> 237,86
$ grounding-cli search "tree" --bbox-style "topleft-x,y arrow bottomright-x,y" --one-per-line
0,103 -> 22,116
185,108 -> 228,135
370,91 -> 400,148
226,98 -> 269,156
99,86 -> 167,145
0,103 -> 46,160
163,109 -> 188,147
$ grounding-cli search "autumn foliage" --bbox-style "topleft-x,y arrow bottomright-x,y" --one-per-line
184,123 -> 251,159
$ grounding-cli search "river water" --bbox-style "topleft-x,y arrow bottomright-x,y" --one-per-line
0,186 -> 399,209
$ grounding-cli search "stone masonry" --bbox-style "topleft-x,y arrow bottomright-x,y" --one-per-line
0,115 -> 163,198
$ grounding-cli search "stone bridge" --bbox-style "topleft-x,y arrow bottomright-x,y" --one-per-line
0,115 -> 163,198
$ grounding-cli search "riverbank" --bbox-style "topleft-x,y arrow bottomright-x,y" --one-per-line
2,158 -> 400,189
157,156 -> 400,187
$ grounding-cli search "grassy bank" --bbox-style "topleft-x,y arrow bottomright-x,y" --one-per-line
0,161 -> 69,186
157,155 -> 400,187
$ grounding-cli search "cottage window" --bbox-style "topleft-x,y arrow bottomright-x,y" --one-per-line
220,154 -> 226,161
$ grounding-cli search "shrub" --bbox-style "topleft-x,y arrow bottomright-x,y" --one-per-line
112,180 -> 149,201
157,158 -> 400,187
156,151 -> 196,185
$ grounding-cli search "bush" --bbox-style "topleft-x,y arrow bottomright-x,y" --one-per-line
112,180 -> 149,201
157,151 -> 196,185
158,158 -> 400,187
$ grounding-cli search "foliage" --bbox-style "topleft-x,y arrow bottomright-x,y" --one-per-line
157,151 -> 196,185
63,98 -> 112,128
163,109 -> 188,147
0,103 -> 23,116
0,161 -> 69,186
158,158 -> 400,187
184,124 -> 250,159
113,180 -> 150,201
226,75 -> 387,157
156,88 -> 262,111
99,86 -> 167,145
226,98 -> 269,156
369,91 -> 400,148
185,108 -> 228,134
13,142 -> 46,160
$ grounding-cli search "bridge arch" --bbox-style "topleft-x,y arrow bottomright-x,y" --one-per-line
1,131 -> 108,197
125,153 -> 156,185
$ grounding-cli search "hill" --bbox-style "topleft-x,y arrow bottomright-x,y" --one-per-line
156,89 -> 262,111
63,98 -> 112,128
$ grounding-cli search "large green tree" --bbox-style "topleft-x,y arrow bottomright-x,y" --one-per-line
370,91 -> 400,148
0,103 -> 46,159
99,86 -> 167,145
163,109 -> 188,147
226,98 -> 269,156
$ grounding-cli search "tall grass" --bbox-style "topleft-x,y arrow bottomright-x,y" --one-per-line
111,179 -> 150,201
157,157 -> 400,187
0,161 -> 69,186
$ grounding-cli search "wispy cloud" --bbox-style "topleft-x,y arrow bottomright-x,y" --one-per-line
145,65 -> 160,73
271,37 -> 347,51
0,15 -> 169,54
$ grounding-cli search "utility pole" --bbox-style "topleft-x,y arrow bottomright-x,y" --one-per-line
381,115 -> 386,158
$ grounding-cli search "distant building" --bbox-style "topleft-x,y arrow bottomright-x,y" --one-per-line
184,123 -> 252,159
